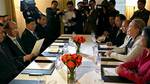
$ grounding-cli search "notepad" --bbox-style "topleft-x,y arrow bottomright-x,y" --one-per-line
103,67 -> 118,76
9,80 -> 45,84
21,62 -> 55,75
26,61 -> 54,70
35,56 -> 57,62
44,46 -> 59,53
51,43 -> 65,46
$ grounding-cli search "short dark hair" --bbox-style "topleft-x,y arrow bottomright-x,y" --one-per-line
51,0 -> 58,4
67,1 -> 73,6
138,0 -> 146,5
109,0 -> 116,6
116,14 -> 126,21
25,18 -> 35,24
143,26 -> 150,48
0,23 -> 4,27
38,14 -> 46,20
77,1 -> 84,5
89,0 -> 96,3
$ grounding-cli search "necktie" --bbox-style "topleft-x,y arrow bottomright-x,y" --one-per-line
13,39 -> 25,54
125,38 -> 134,54
33,32 -> 39,39
0,45 -> 6,56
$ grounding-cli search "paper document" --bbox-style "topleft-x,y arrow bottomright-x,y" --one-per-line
44,46 -> 59,53
26,61 -> 54,70
103,67 -> 118,76
36,56 -> 57,61
31,38 -> 44,56
51,43 -> 64,46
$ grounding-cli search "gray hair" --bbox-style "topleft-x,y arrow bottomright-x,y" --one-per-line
132,19 -> 146,34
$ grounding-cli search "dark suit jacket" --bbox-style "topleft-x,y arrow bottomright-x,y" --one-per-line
0,42 -> 19,84
21,29 -> 37,54
35,23 -> 46,39
46,7 -> 61,39
112,30 -> 126,47
130,9 -> 150,25
4,36 -> 28,68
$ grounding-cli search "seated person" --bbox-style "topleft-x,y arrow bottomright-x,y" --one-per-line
116,26 -> 150,84
4,21 -> 35,68
97,14 -> 126,46
0,23 -> 19,83
112,20 -> 130,53
106,19 -> 145,62
35,14 -> 47,39
21,18 -> 39,54
111,14 -> 126,47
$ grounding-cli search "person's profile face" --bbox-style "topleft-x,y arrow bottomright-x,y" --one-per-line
115,17 -> 122,28
127,21 -> 138,37
121,21 -> 129,33
0,27 -> 5,43
109,16 -> 115,26
67,4 -> 74,11
52,2 -> 58,8
78,3 -> 83,9
29,21 -> 36,31
39,16 -> 47,25
89,1 -> 95,7
137,2 -> 145,10
8,22 -> 18,37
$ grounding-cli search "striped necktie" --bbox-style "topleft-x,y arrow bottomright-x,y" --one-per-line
13,39 -> 25,54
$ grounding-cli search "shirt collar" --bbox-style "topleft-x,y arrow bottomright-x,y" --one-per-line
7,34 -> 17,41
26,28 -> 34,35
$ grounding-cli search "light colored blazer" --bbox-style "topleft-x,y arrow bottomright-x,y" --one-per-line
112,35 -> 130,53
110,36 -> 144,62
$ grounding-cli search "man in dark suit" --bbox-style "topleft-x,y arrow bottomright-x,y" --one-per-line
21,18 -> 38,54
112,14 -> 126,47
0,23 -> 19,84
130,0 -> 150,25
4,21 -> 35,68
35,14 -> 47,39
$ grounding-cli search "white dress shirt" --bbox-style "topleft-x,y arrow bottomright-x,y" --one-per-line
62,10 -> 76,26
112,35 -> 131,54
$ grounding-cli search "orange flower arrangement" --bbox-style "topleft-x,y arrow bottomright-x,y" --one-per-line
72,35 -> 86,44
61,54 -> 82,80
61,54 -> 82,70
72,35 -> 86,53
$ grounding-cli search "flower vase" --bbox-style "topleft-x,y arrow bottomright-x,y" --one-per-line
76,43 -> 81,54
67,69 -> 76,84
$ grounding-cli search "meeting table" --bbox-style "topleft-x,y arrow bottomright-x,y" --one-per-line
9,34 -> 133,84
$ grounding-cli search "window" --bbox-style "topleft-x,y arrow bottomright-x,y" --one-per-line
115,0 -> 126,14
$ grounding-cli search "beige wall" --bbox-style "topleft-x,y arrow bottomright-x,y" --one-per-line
14,0 -> 26,36
0,0 -> 7,15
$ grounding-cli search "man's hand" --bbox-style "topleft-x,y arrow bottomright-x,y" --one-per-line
105,50 -> 112,56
